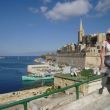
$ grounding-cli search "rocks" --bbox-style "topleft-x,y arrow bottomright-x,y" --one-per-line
0,86 -> 49,104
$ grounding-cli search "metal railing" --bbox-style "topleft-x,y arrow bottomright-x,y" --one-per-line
0,75 -> 102,110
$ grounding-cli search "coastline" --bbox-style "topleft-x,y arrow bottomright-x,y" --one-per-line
0,86 -> 50,105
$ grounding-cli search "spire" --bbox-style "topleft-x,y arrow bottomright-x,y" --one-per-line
80,19 -> 84,36
78,18 -> 84,43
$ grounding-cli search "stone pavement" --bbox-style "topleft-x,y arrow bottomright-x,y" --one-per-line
53,89 -> 110,110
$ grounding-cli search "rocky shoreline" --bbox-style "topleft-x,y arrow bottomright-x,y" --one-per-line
0,86 -> 50,105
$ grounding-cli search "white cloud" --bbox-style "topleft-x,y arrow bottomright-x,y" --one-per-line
44,0 -> 92,20
40,6 -> 48,13
29,7 -> 39,14
95,0 -> 110,13
42,0 -> 52,4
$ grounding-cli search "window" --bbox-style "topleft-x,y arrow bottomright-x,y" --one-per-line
98,50 -> 100,53
97,46 -> 100,49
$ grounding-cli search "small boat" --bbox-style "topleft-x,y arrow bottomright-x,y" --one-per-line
22,75 -> 54,81
34,58 -> 45,64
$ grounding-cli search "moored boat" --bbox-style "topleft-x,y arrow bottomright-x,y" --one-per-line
22,75 -> 54,81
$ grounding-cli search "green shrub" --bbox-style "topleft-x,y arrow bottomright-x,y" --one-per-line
40,54 -> 46,59
80,69 -> 94,78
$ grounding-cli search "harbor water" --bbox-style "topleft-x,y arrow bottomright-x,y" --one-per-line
0,56 -> 53,94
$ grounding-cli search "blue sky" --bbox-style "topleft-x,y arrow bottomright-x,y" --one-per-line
0,0 -> 110,56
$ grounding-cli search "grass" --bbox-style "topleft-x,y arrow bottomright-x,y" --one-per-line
55,69 -> 98,81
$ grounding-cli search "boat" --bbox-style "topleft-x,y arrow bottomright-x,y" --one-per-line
22,75 -> 54,81
34,58 -> 45,64
22,74 -> 54,88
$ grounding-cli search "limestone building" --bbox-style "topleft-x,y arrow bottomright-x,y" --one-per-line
56,20 -> 107,68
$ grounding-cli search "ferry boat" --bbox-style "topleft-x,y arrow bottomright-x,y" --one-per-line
22,74 -> 54,81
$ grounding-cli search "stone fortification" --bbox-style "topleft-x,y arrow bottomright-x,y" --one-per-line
46,20 -> 109,68
56,53 -> 101,68
56,53 -> 85,68
55,20 -> 107,68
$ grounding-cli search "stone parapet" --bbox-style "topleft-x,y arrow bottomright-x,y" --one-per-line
54,76 -> 101,96
57,53 -> 85,57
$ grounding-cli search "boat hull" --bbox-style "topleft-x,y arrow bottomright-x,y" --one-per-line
22,75 -> 54,81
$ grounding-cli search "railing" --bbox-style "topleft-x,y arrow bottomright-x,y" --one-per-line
0,75 -> 102,110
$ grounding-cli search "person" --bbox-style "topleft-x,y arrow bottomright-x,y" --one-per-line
99,32 -> 110,94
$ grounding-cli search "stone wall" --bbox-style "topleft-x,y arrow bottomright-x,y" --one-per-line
54,77 -> 76,94
85,56 -> 101,67
54,77 -> 101,95
56,53 -> 101,68
56,53 -> 85,68
46,54 -> 56,61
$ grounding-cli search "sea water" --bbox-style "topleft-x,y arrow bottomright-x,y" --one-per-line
0,56 -> 38,94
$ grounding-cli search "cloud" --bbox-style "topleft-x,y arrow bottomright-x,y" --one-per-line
29,6 -> 48,14
41,0 -> 52,4
44,0 -> 92,20
86,12 -> 104,18
40,6 -> 48,13
29,7 -> 39,14
95,0 -> 110,13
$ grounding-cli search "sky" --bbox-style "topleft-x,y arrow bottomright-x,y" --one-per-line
0,0 -> 110,56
